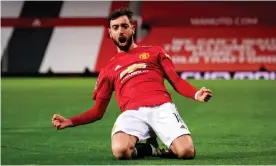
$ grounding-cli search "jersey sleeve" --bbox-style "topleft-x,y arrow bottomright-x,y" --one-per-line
92,70 -> 114,100
157,46 -> 173,62
157,46 -> 198,100
156,46 -> 176,80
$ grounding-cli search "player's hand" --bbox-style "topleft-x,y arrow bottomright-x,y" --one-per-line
195,87 -> 213,102
52,114 -> 73,130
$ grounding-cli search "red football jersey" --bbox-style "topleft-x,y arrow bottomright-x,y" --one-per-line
92,45 -> 174,112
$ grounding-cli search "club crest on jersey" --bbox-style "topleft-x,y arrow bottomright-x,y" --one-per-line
139,53 -> 150,60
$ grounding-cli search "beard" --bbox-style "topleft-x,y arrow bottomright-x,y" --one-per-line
112,34 -> 133,52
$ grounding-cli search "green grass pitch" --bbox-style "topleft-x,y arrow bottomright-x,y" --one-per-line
1,78 -> 276,165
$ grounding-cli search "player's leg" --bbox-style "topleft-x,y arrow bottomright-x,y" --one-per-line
169,135 -> 195,159
111,131 -> 137,159
111,110 -> 158,159
112,131 -> 155,159
148,102 -> 196,159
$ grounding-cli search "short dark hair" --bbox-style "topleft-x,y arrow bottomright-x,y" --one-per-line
108,7 -> 133,27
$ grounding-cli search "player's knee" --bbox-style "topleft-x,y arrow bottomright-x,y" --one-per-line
112,143 -> 132,160
112,133 -> 137,160
176,147 -> 195,159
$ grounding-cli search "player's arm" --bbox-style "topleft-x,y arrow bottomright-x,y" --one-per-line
52,73 -> 114,129
70,98 -> 110,126
158,49 -> 212,102
52,98 -> 110,130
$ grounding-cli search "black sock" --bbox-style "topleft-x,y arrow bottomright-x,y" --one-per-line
132,143 -> 153,158
160,149 -> 178,158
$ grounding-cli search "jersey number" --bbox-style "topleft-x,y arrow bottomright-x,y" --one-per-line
173,113 -> 184,123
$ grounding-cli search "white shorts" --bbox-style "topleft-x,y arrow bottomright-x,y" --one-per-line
111,102 -> 191,148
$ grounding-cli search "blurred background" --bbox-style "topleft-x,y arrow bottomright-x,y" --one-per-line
1,1 -> 275,78
1,1 -> 276,165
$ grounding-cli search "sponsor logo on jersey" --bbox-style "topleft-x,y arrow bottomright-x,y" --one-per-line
139,53 -> 150,60
120,63 -> 147,79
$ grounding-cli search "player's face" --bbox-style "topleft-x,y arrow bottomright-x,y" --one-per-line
109,15 -> 134,52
